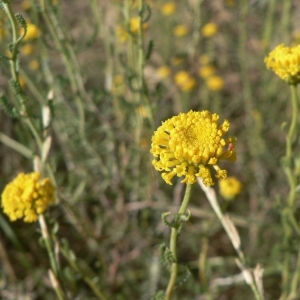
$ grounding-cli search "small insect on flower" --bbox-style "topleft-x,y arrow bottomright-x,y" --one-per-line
228,143 -> 234,151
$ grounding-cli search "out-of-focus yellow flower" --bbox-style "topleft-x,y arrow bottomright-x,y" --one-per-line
199,65 -> 216,78
173,25 -> 188,37
140,138 -> 149,150
116,25 -> 130,43
139,105 -> 148,118
225,0 -> 235,6
157,66 -> 171,79
206,76 -> 224,91
202,23 -> 218,37
0,20 -> 8,41
130,17 -> 148,34
1,172 -> 55,223
132,0 -> 153,8
160,2 -> 177,16
171,55 -> 186,66
21,0 -> 31,10
199,54 -> 211,65
112,74 -> 125,95
174,71 -> 196,91
19,76 -> 26,88
0,28 -> 7,40
150,110 -> 237,186
117,17 -> 148,43
264,44 -> 300,85
114,74 -> 124,86
22,23 -> 40,41
29,59 -> 40,71
21,44 -> 35,56
219,176 -> 242,200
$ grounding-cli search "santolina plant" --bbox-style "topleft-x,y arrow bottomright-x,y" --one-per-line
150,110 -> 237,299
265,43 -> 300,299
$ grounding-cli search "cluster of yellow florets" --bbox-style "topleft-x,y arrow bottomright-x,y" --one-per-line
151,110 -> 236,186
264,44 -> 300,84
1,172 -> 55,223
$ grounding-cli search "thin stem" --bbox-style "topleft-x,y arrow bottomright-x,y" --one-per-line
38,215 -> 59,276
287,244 -> 300,299
165,184 -> 192,300
138,0 -> 153,127
2,1 -> 43,152
280,84 -> 299,299
60,247 -> 108,300
285,84 -> 298,206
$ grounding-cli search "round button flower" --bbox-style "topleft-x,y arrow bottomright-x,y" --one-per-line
21,23 -> 40,41
1,172 -> 55,223
160,2 -> 177,16
264,44 -> 300,85
150,110 -> 237,186
219,176 -> 242,200
206,76 -> 224,91
202,23 -> 218,38
174,71 -> 196,91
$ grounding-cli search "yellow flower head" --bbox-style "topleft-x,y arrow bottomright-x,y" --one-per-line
29,59 -> 40,71
199,54 -> 211,65
116,25 -> 130,43
112,74 -> 125,95
157,66 -> 171,79
161,2 -> 177,16
117,18 -> 148,43
202,23 -> 218,37
21,0 -> 31,10
21,44 -> 35,56
1,172 -> 55,223
150,110 -> 237,186
199,65 -> 216,78
22,23 -> 40,41
175,71 -> 196,91
264,44 -> 300,84
219,176 -> 242,200
173,25 -> 188,37
130,17 -> 149,34
206,76 -> 224,91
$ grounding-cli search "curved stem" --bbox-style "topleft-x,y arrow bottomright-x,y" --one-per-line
3,1 -> 43,152
165,184 -> 192,300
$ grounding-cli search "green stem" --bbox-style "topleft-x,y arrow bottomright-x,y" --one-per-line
138,0 -> 153,127
60,247 -> 108,300
286,84 -> 298,208
165,184 -> 192,300
38,215 -> 59,276
38,215 -> 67,300
262,0 -> 276,50
280,84 -> 299,299
287,244 -> 300,299
2,1 -> 43,152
